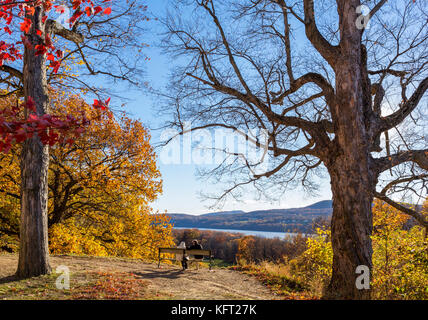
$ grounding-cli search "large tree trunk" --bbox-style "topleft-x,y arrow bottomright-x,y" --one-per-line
323,0 -> 377,298
16,6 -> 51,278
325,160 -> 375,299
324,86 -> 376,299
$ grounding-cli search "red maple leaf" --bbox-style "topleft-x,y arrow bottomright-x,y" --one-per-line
20,18 -> 32,33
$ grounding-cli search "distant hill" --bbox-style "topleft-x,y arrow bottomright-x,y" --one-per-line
203,210 -> 246,216
167,200 -> 333,233
304,200 -> 333,209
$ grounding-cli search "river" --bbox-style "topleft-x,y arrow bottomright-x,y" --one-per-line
173,227 -> 307,239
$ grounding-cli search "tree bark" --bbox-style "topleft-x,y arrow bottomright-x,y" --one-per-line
325,160 -> 375,299
322,1 -> 377,298
16,6 -> 51,278
324,91 -> 376,299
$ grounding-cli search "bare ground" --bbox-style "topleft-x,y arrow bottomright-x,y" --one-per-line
0,253 -> 279,300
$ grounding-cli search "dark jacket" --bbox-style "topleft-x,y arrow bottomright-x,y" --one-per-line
189,243 -> 203,259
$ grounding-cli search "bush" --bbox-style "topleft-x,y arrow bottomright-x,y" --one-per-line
288,228 -> 332,296
287,200 -> 428,299
371,200 -> 428,299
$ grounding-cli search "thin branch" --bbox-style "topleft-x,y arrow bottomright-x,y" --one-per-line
380,76 -> 428,131
374,192 -> 428,228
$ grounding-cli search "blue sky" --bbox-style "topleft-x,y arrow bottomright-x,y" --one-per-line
119,0 -> 332,215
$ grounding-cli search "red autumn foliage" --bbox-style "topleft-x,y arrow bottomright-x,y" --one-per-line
0,97 -> 90,152
0,0 -> 113,153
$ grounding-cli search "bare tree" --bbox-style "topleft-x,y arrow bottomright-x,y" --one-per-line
158,0 -> 428,299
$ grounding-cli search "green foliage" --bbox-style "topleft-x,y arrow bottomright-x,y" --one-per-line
0,234 -> 19,253
210,259 -> 233,268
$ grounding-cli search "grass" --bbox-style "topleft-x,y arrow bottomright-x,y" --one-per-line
0,270 -> 169,300
210,259 -> 234,269
230,261 -> 318,300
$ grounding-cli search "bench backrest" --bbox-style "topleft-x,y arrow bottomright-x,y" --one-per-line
185,249 -> 211,256
159,248 -> 185,255
158,247 -> 211,256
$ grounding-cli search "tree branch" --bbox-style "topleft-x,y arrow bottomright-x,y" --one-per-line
185,71 -> 331,144
270,72 -> 335,107
374,192 -> 428,228
0,65 -> 23,81
380,174 -> 428,195
303,0 -> 339,66
0,188 -> 20,199
375,149 -> 428,174
379,76 -> 428,132
368,0 -> 388,19
46,19 -> 84,44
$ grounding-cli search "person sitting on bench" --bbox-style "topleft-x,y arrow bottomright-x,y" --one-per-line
189,240 -> 203,259
176,241 -> 189,270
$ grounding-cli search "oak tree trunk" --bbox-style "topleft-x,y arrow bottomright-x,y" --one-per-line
325,161 -> 375,299
324,84 -> 375,299
323,3 -> 377,297
16,6 -> 51,278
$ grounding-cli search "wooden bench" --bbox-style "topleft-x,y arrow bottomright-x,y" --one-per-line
158,247 -> 213,270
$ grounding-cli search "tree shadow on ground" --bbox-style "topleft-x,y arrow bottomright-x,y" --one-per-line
133,269 -> 185,280
0,275 -> 17,285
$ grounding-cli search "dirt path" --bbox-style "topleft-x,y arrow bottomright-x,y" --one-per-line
0,254 -> 279,300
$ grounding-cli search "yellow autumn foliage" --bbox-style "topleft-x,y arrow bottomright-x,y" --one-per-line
371,199 -> 428,299
0,93 -> 174,260
288,199 -> 428,299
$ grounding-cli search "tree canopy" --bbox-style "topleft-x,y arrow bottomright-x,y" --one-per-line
0,92 -> 172,259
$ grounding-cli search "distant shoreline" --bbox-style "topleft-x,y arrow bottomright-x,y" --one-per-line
167,200 -> 333,234
173,226 -> 310,239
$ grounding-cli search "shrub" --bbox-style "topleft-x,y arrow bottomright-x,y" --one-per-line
288,228 -> 332,296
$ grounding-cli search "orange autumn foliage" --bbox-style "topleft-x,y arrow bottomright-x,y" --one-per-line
0,93 -> 174,259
